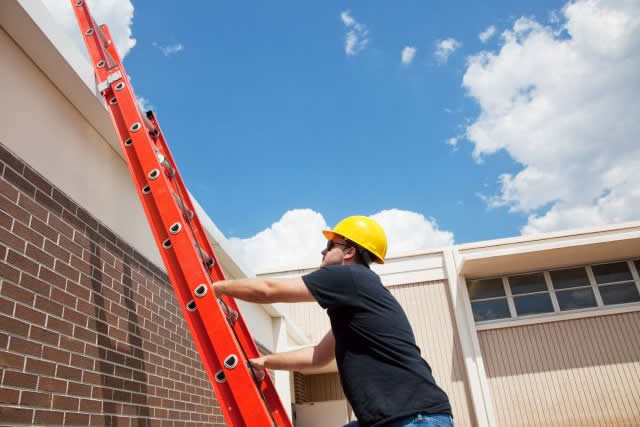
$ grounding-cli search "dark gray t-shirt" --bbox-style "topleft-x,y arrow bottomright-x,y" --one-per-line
302,264 -> 452,427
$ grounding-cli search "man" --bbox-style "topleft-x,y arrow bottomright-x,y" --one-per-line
214,216 -> 453,427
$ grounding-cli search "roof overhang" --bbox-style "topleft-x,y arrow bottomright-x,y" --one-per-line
458,221 -> 640,278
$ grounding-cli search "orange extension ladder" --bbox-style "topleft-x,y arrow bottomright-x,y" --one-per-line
70,1 -> 293,426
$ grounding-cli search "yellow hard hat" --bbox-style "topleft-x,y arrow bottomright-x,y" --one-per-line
323,216 -> 387,263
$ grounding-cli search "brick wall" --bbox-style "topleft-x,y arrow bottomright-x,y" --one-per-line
0,143 -> 225,426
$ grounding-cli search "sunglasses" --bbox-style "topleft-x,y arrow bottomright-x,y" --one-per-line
326,240 -> 350,251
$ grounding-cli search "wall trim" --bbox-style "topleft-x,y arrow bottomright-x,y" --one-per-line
476,304 -> 640,331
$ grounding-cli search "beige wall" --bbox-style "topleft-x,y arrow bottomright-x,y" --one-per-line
290,280 -> 476,426
478,312 -> 640,426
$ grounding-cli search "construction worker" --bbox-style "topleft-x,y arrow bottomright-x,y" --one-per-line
213,216 -> 453,427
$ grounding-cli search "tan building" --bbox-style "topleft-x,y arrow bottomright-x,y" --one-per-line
262,222 -> 640,426
1,1 -> 639,426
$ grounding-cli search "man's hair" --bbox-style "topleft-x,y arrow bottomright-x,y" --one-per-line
345,239 -> 374,267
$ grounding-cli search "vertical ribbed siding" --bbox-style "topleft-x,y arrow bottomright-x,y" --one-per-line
304,373 -> 345,402
294,281 -> 474,426
390,282 -> 474,427
478,311 -> 640,426
293,372 -> 307,404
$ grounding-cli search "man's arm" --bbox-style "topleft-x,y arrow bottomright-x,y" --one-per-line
250,329 -> 335,371
213,277 -> 316,304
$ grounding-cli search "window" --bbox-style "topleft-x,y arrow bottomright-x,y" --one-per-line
467,258 -> 640,323
467,278 -> 510,321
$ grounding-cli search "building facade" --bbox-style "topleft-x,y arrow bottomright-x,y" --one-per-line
261,224 -> 640,426
1,1 -> 639,426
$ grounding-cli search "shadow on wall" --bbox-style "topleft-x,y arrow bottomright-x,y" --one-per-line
478,313 -> 640,377
87,238 -> 150,422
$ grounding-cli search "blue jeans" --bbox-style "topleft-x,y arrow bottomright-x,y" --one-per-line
344,413 -> 454,427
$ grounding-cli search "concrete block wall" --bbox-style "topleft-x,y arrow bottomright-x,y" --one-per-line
0,143 -> 224,426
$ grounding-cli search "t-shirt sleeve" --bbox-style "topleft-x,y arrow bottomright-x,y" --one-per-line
302,265 -> 357,309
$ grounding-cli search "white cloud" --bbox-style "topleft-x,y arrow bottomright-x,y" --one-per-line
226,209 -> 454,273
136,96 -> 153,112
434,38 -> 462,63
401,46 -> 417,64
446,137 -> 458,147
340,10 -> 369,56
479,25 -> 497,43
153,42 -> 184,56
462,0 -> 640,234
42,0 -> 136,59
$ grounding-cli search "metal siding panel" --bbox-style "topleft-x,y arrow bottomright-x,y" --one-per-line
478,312 -> 640,426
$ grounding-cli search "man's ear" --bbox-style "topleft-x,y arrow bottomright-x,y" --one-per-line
344,246 -> 357,261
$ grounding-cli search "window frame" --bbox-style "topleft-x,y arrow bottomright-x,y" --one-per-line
468,258 -> 640,325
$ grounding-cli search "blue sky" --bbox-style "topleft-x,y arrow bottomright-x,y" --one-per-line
46,0 -> 640,271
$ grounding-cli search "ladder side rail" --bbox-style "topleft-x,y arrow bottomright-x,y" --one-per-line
73,6 -> 249,424
71,2 -> 287,425
147,116 -> 292,425
107,79 -> 275,426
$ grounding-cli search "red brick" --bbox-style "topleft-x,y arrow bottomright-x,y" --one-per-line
30,216 -> 58,242
1,195 -> 30,226
52,395 -> 79,411
0,386 -> 20,404
0,227 -> 25,253
44,238 -> 71,263
0,313 -> 29,336
76,207 -> 99,231
19,273 -> 50,298
90,414 -> 112,426
65,412 -> 91,425
34,410 -> 64,425
36,295 -> 64,317
0,407 -> 33,424
47,214 -> 72,238
23,168 -> 53,196
0,146 -> 24,173
62,209 -> 86,233
54,259 -> 80,282
7,248 -> 38,275
0,180 -> 19,204
67,381 -> 91,396
29,324 -> 59,345
71,353 -> 94,370
2,370 -> 38,389
66,279 -> 90,301
25,357 -> 56,376
42,345 -> 70,364
59,335 -> 84,354
38,266 -> 66,288
0,296 -> 14,315
1,280 -> 33,305
52,189 -> 77,214
37,376 -> 67,393
9,336 -> 41,357
0,210 -> 12,230
80,398 -> 102,412
4,167 -> 35,197
36,190 -> 64,217
0,332 -> 7,349
59,234 -> 83,258
0,350 -> 23,369
26,243 -> 55,268
63,307 -> 87,326
20,390 -> 52,408
50,287 -> 77,308
73,325 -> 96,343
83,371 -> 102,386
12,220 -> 44,247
